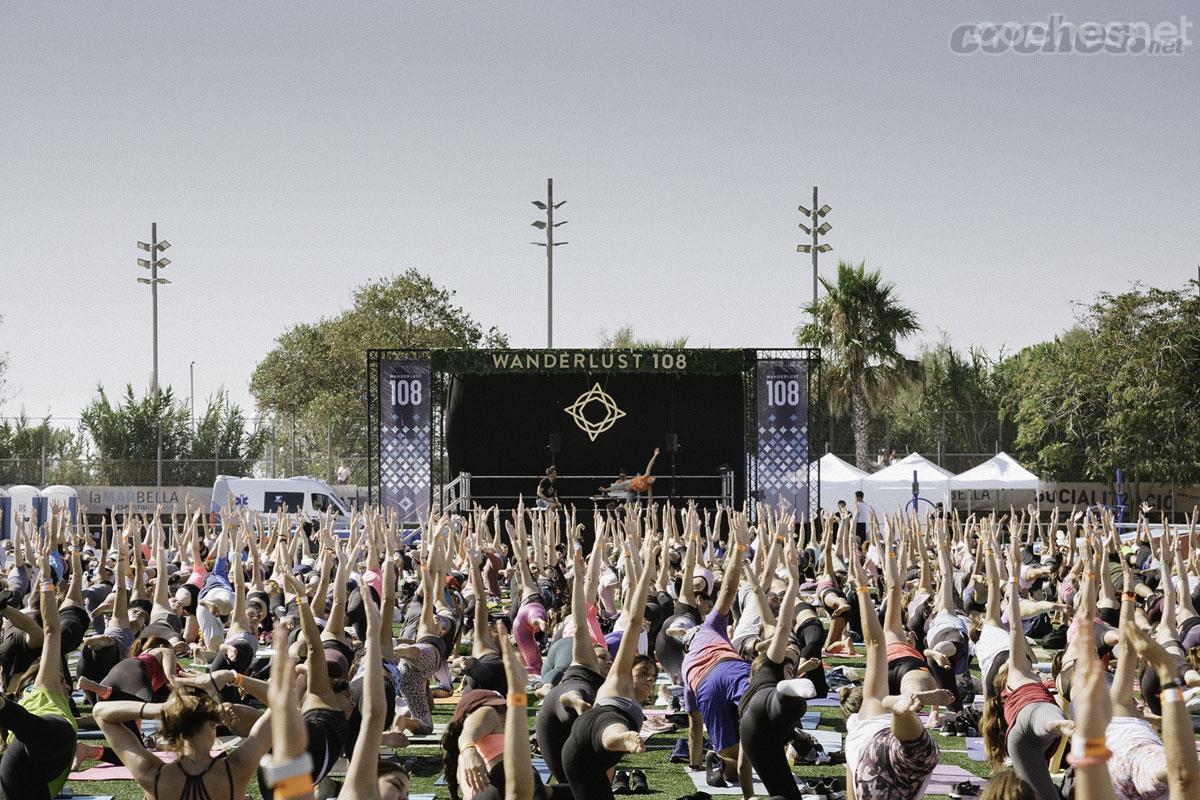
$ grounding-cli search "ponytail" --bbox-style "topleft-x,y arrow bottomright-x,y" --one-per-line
441,720 -> 464,800
981,665 -> 1009,766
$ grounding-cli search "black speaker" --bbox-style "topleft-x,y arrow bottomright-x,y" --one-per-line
548,434 -> 562,454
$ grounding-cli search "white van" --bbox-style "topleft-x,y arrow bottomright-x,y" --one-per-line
210,475 -> 350,524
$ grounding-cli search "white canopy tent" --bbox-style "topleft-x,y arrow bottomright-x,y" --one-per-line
949,451 -> 1042,511
808,453 -> 868,510
950,452 -> 1041,490
861,452 -> 953,515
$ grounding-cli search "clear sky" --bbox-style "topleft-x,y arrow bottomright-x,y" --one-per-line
1,2 -> 1196,422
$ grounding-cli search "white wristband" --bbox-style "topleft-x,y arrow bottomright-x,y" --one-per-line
260,752 -> 314,785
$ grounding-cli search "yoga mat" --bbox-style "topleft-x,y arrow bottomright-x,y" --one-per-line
923,764 -> 982,796
808,728 -> 843,753
69,764 -> 136,782
685,767 -> 822,797
799,710 -> 821,730
402,723 -> 449,746
807,695 -> 841,708
965,737 -> 987,761
60,796 -> 113,800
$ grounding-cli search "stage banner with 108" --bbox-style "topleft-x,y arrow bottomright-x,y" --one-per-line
755,360 -> 809,512
378,359 -> 432,523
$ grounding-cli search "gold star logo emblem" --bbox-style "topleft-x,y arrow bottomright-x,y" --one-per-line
564,382 -> 626,441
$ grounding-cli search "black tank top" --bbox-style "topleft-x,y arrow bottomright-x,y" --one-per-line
154,753 -> 233,800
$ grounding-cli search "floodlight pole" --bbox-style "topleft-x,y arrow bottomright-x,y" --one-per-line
151,222 -> 159,393
547,179 -> 554,348
809,188 -> 818,326
797,188 -> 831,326
531,179 -> 568,348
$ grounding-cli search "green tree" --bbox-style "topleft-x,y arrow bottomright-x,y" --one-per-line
797,260 -> 920,470
249,270 -> 507,482
80,386 -> 265,484
0,414 -> 87,485
879,341 -> 1004,467
598,325 -> 689,349
1000,284 -> 1200,491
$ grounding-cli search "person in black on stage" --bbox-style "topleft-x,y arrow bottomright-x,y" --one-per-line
536,467 -> 560,510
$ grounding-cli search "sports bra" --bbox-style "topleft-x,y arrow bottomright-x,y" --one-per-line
153,753 -> 233,800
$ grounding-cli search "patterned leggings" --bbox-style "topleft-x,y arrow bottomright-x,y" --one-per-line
852,727 -> 939,800
396,642 -> 440,735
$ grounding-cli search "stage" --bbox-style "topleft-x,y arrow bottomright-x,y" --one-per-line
366,348 -> 821,525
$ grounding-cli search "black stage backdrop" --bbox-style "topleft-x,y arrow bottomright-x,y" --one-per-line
446,372 -> 744,508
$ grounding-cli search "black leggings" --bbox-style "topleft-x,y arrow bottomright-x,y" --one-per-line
102,658 -> 160,703
79,642 -> 123,700
739,689 -> 807,800
210,637 -> 256,703
0,701 -> 75,800
794,617 -> 829,698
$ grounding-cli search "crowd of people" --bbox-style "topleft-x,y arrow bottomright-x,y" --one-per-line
0,497 -> 1198,800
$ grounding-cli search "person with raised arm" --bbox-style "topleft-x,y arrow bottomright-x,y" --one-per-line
980,531 -> 1074,800
657,508 -> 710,687
341,574 -> 411,800
563,534 -> 660,800
628,447 -> 661,501
680,511 -> 754,795
839,537 -> 949,800
509,506 -> 550,674
78,528 -> 136,697
817,513 -> 854,654
1123,620 -> 1200,800
738,537 -> 820,800
271,571 -> 353,789
0,537 -> 78,800
878,520 -> 942,716
536,547 -> 613,783
923,517 -> 970,722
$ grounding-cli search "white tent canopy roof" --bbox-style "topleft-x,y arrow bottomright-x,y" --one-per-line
950,452 -> 1041,490
808,452 -> 868,509
861,452 -> 953,511
810,452 -> 869,482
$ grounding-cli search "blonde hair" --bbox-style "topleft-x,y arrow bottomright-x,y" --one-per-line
981,663 -> 1009,766
981,766 -> 1037,800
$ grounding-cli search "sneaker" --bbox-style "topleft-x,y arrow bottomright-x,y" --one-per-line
705,751 -> 727,788
629,768 -> 650,794
612,769 -> 631,795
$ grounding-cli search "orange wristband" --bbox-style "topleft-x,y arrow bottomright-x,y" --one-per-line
273,773 -> 314,800
508,691 -> 528,707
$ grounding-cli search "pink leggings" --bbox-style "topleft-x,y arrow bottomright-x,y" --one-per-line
513,601 -> 548,674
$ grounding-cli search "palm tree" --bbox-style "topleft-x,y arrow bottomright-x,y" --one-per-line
797,261 -> 921,470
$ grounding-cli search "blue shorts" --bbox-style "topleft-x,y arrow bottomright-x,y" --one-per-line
695,659 -> 750,752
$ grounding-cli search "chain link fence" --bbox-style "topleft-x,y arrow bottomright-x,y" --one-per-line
1,413 -> 372,488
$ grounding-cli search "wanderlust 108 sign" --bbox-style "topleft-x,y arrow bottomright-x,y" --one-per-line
434,348 -> 748,374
